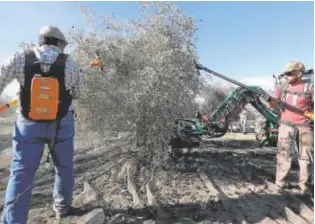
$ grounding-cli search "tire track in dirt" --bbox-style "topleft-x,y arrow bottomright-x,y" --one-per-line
199,171 -> 248,224
183,143 -> 314,224
152,168 -> 232,223
162,148 -> 267,223
244,161 -> 314,223
199,159 -> 263,224
228,167 -> 292,224
224,151 -> 313,224
199,170 -> 287,224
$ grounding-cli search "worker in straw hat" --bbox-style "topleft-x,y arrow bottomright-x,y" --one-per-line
0,25 -> 84,223
264,61 -> 314,195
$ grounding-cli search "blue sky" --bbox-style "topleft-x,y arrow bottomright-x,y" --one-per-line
0,1 -> 314,95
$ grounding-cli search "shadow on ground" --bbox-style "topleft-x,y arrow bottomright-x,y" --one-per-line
45,190 -> 313,224
3,135 -> 313,224
27,141 -> 314,223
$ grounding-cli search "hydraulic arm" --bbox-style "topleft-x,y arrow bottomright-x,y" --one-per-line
208,86 -> 279,138
170,62 -> 313,148
195,62 -> 314,121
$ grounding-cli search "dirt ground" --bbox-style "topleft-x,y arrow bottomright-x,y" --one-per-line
0,116 -> 314,224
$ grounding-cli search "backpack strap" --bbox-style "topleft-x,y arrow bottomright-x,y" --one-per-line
24,49 -> 37,67
304,82 -> 314,109
51,53 -> 68,67
280,82 -> 313,99
280,83 -> 289,100
303,82 -> 313,99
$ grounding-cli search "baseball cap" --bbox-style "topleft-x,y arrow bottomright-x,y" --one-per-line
39,25 -> 68,44
283,61 -> 305,73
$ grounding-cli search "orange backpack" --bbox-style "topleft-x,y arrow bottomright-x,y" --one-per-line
20,50 -> 72,121
28,75 -> 60,120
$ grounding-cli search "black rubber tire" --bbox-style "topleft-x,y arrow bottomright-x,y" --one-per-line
268,138 -> 278,147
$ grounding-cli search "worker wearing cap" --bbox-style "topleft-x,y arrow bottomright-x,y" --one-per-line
0,25 -> 83,223
264,61 -> 314,194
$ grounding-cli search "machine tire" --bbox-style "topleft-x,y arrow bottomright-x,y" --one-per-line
268,138 -> 278,147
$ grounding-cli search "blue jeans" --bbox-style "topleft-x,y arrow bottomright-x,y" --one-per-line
1,111 -> 75,224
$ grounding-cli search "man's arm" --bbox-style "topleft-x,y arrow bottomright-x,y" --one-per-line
0,52 -> 19,95
268,86 -> 281,108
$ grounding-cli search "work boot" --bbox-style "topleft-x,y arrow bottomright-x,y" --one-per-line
53,203 -> 84,220
275,181 -> 290,192
53,203 -> 81,219
290,185 -> 310,196
299,185 -> 308,195
53,203 -> 70,220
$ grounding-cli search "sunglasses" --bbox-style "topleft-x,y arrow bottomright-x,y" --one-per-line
284,70 -> 300,76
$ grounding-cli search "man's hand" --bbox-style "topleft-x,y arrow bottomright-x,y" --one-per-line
261,92 -> 272,102
278,101 -> 286,110
261,92 -> 283,109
